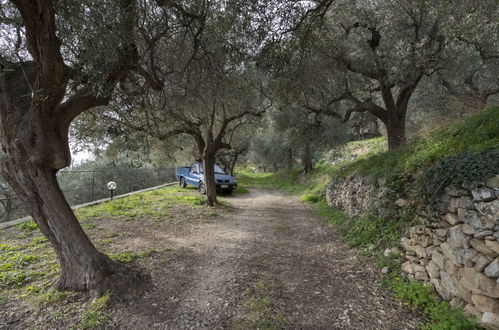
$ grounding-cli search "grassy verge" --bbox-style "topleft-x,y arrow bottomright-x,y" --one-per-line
0,185 -> 214,328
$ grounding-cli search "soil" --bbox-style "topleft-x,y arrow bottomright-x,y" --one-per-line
1,188 -> 424,329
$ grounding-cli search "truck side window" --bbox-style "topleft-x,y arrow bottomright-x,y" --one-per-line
191,164 -> 198,174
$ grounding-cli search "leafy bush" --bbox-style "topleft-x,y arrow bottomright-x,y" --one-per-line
390,278 -> 482,330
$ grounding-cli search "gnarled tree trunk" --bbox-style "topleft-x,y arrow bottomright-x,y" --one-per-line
386,109 -> 407,151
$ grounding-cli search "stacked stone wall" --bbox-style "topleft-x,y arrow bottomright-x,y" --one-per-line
326,174 -> 499,329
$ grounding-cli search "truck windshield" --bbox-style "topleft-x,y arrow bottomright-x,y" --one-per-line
199,165 -> 225,174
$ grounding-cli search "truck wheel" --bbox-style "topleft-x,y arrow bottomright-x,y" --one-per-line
180,177 -> 186,188
198,182 -> 206,195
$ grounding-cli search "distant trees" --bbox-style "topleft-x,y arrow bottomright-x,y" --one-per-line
266,0 -> 499,151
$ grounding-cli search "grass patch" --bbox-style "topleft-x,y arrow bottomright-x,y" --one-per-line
110,251 -> 139,263
78,294 -> 110,329
234,279 -> 287,329
18,220 -> 38,231
389,277 -> 481,329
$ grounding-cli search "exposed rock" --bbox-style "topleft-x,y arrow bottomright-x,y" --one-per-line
457,197 -> 475,210
430,278 -> 448,300
457,282 -> 473,303
401,237 -> 417,254
462,223 -> 475,235
472,294 -> 499,314
485,259 -> 499,278
471,239 -> 496,258
381,267 -> 389,274
444,213 -> 462,225
434,228 -> 448,238
464,304 -> 482,320
415,271 -> 429,281
459,267 -> 499,298
441,242 -> 460,266
485,240 -> 499,255
395,199 -> 409,207
457,249 -> 478,267
472,187 -> 496,202
383,247 -> 403,257
441,271 -> 460,298
414,245 -> 428,259
448,225 -> 467,248
431,251 -> 446,269
410,225 -> 432,248
445,259 -> 461,277
401,261 -> 414,274
475,200 -> 499,222
474,254 -> 493,272
426,261 -> 441,279
446,185 -> 471,197
458,209 -> 495,230
482,312 -> 499,330
449,297 -> 466,309
475,230 -> 495,239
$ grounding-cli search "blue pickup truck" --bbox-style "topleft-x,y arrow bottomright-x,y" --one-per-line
176,163 -> 237,194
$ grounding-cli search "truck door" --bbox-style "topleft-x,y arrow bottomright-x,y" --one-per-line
187,164 -> 200,186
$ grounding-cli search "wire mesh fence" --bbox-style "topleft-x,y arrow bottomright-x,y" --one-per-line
0,167 -> 176,224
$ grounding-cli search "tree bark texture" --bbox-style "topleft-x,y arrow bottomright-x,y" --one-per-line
202,151 -> 217,207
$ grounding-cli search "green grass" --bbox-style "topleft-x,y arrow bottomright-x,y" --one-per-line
75,185 -> 205,222
234,279 -> 287,329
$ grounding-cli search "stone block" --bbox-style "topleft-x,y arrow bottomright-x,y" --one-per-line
464,303 -> 482,321
444,213 -> 462,225
457,248 -> 478,267
475,200 -> 499,222
409,225 -> 433,248
475,230 -> 494,239
474,254 -> 493,272
457,282 -> 473,303
472,187 -> 496,202
462,223 -> 475,235
401,237 -> 416,253
401,261 -> 414,274
441,271 -> 460,298
457,197 -> 475,210
431,251 -> 446,269
485,240 -> 499,255
459,267 -> 499,298
459,209 -> 495,230
395,198 -> 409,207
449,224 -> 467,248
414,245 -> 428,259
434,228 -> 448,238
482,312 -> 499,330
441,242 -> 460,266
485,259 -> 499,278
426,261 -> 441,279
471,239 -> 496,258
472,294 -> 499,313
449,297 -> 466,309
431,277 -> 450,301
446,185 -> 471,197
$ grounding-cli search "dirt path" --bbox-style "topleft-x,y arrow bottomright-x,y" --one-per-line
112,189 -> 421,329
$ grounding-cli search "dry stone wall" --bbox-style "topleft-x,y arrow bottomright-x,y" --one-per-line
326,174 -> 499,329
